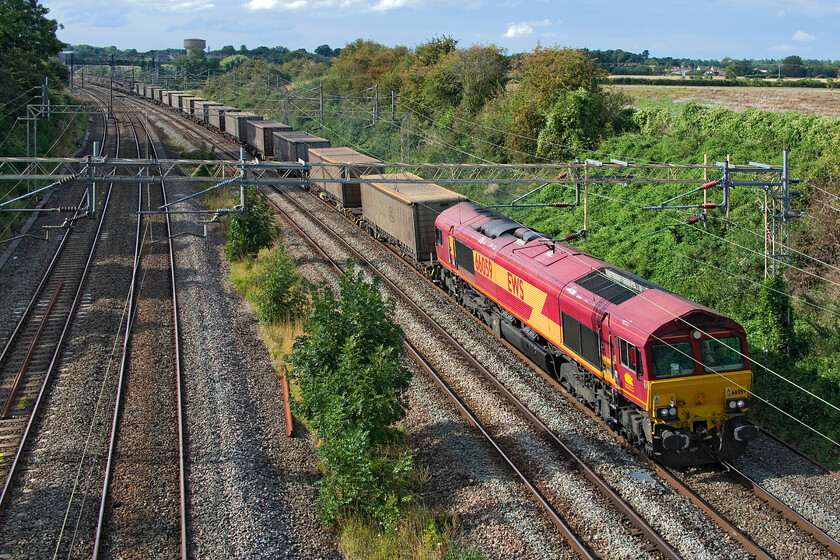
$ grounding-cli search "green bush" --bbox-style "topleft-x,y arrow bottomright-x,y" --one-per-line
288,261 -> 414,526
224,190 -> 277,261
254,244 -> 310,323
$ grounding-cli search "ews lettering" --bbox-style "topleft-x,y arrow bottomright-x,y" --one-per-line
474,253 -> 493,279
507,272 -> 525,300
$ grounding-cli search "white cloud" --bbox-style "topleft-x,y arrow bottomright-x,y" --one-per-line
793,30 -> 815,41
504,19 -> 552,38
504,22 -> 533,37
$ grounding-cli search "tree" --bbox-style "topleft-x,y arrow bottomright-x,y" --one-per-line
782,55 -> 805,78
175,48 -> 210,73
220,54 -> 248,72
314,44 -> 333,57
218,45 -> 236,56
452,44 -> 509,114
414,35 -> 458,66
0,0 -> 67,155
501,46 -> 629,160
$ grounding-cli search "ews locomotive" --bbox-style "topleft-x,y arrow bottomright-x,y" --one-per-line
434,202 -> 757,466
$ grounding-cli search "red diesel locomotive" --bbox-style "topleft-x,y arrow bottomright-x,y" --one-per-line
434,202 -> 758,466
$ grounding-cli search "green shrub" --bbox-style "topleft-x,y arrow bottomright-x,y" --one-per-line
288,260 -> 414,526
224,190 -> 277,261
254,244 -> 310,323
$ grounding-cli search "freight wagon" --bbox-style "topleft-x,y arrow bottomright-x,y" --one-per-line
246,120 -> 293,159
308,147 -> 384,210
224,112 -> 263,143
271,131 -> 330,162
208,106 -> 236,132
360,173 -> 466,262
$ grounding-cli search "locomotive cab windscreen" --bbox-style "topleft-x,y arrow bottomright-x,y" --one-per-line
649,333 -> 746,379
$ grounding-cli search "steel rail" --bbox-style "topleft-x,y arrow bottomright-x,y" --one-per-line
91,90 -> 144,560
0,282 -> 62,419
722,460 -> 840,557
0,105 -> 115,517
87,83 -> 188,559
154,105 -> 190,560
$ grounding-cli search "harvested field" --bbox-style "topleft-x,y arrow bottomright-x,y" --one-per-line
612,84 -> 840,117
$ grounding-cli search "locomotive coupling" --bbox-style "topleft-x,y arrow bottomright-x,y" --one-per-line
733,423 -> 759,442
661,430 -> 690,451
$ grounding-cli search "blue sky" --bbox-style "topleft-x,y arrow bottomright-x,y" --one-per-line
43,0 -> 840,60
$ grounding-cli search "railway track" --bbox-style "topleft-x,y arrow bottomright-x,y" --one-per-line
0,107 -> 115,516
265,183 -> 690,559
86,85 -> 188,559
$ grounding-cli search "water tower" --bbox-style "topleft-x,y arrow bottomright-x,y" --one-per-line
184,38 -> 206,51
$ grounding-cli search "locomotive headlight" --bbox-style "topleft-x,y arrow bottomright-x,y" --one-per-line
657,406 -> 679,420
726,398 -> 749,411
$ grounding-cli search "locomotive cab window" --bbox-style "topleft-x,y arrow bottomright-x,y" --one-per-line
650,341 -> 694,378
701,336 -> 744,372
618,338 -> 639,373
435,227 -> 443,246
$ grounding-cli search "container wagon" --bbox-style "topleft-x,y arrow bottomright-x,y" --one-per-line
360,172 -> 466,262
225,112 -> 264,143
246,120 -> 293,158
194,100 -> 222,124
272,131 -> 330,162
308,147 -> 384,210
208,106 -> 236,132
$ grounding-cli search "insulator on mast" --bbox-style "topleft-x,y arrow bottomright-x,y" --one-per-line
554,171 -> 568,180
563,229 -> 586,241
698,203 -> 718,209
551,202 -> 571,207
701,180 -> 719,189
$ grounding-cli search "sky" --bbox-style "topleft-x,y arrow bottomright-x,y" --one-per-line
42,0 -> 840,61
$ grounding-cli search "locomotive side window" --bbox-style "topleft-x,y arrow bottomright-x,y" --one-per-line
435,227 -> 443,246
650,341 -> 695,378
701,336 -> 744,372
454,239 -> 475,275
619,338 -> 637,372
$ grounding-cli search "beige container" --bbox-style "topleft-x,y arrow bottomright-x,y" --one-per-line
360,173 -> 466,260
308,147 -> 384,209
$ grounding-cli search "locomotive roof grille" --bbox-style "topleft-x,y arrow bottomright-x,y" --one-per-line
575,267 -> 657,305
478,217 -> 549,241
